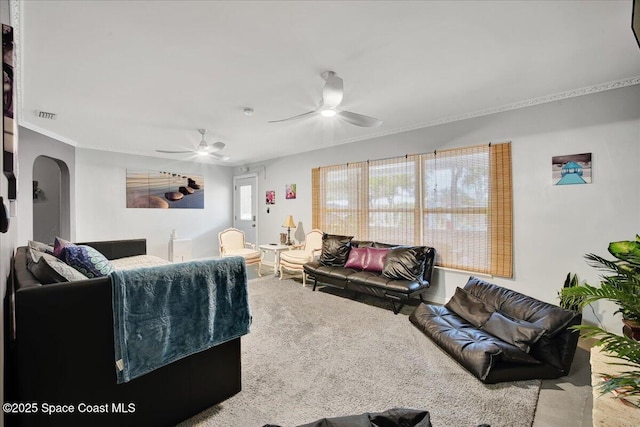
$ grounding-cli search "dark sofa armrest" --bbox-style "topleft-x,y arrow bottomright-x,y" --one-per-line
530,312 -> 582,375
422,247 -> 436,284
14,277 -> 120,401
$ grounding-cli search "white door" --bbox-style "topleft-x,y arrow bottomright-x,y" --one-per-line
233,175 -> 258,245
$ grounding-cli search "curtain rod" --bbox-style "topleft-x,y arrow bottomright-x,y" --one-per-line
319,141 -> 508,169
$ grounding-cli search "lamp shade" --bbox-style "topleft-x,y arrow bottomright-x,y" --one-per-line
282,215 -> 296,228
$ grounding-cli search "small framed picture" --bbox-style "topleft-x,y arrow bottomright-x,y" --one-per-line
552,153 -> 592,185
285,184 -> 296,199
266,190 -> 275,204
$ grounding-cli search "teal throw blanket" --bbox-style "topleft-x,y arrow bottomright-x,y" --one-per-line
110,257 -> 250,383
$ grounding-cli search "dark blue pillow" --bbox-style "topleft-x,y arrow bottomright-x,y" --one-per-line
61,245 -> 114,278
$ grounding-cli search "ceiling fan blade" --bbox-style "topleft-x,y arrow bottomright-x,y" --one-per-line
156,150 -> 193,154
337,110 -> 383,127
322,73 -> 343,109
209,152 -> 230,161
268,110 -> 318,123
209,141 -> 225,152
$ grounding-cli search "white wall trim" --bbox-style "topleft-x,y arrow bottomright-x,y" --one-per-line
19,122 -> 78,147
336,76 -> 640,146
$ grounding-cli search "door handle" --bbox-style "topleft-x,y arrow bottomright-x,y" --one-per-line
252,224 -> 256,227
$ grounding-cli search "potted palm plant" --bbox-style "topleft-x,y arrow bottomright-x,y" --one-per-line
563,236 -> 640,336
561,235 -> 640,407
558,272 -> 582,312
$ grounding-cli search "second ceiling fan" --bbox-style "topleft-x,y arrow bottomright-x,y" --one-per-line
268,71 -> 382,128
156,129 -> 229,161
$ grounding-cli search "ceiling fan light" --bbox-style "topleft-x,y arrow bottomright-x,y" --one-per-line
196,150 -> 209,156
320,109 -> 337,118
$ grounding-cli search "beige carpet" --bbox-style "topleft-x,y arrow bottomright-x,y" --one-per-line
180,277 -> 541,427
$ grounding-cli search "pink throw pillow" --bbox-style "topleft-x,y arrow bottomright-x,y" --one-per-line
344,247 -> 367,270
363,247 -> 389,272
53,237 -> 74,259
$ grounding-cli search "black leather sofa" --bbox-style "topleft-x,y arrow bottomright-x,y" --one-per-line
410,277 -> 582,384
5,239 -> 241,427
303,234 -> 436,314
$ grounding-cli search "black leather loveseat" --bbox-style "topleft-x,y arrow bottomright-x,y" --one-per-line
410,277 -> 582,384
303,234 -> 436,314
6,239 -> 241,427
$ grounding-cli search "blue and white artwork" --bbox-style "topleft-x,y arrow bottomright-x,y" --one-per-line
552,153 -> 592,185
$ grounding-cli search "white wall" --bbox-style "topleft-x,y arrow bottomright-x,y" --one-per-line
75,148 -> 234,260
17,126 -> 76,245
244,85 -> 640,332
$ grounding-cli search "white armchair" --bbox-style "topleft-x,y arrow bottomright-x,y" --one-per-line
218,228 -> 262,277
279,229 -> 323,285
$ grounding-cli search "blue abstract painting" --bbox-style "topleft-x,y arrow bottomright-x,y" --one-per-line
552,153 -> 592,185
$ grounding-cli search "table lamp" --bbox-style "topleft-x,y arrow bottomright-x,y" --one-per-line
282,215 -> 296,245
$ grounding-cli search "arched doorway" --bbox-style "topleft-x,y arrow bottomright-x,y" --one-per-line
32,156 -> 71,244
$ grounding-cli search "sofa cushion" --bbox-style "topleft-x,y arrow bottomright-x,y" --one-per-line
348,271 -> 424,294
304,261 -> 357,280
28,239 -> 54,254
27,247 -> 89,284
319,234 -> 353,266
279,249 -> 311,266
344,247 -> 368,269
463,277 -> 580,337
444,287 -> 495,327
364,247 -> 389,272
463,276 -> 582,372
409,304 -> 541,382
223,248 -> 261,261
60,244 -> 115,278
53,236 -> 73,258
345,247 -> 390,272
482,311 -> 546,353
352,240 -> 375,248
297,408 -> 432,427
381,246 -> 427,281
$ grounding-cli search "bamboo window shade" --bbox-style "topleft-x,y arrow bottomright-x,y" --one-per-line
312,142 -> 512,277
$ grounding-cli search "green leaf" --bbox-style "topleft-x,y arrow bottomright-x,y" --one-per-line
596,373 -> 640,407
609,240 -> 640,266
573,325 -> 640,365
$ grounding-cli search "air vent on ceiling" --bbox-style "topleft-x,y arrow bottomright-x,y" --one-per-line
36,110 -> 57,120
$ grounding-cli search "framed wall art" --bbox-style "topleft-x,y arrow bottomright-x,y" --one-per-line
126,169 -> 205,209
552,153 -> 592,185
3,24 -> 16,199
285,184 -> 296,199
266,190 -> 275,204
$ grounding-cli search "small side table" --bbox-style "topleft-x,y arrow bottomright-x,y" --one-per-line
170,238 -> 192,262
258,244 -> 291,277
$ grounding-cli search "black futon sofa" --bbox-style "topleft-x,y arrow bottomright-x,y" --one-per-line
303,234 -> 436,314
410,276 -> 582,384
6,239 -> 241,427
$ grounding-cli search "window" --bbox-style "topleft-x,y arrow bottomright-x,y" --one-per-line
312,142 -> 512,277
239,184 -> 253,221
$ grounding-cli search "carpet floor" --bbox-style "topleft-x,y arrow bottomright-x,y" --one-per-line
179,277 -> 541,427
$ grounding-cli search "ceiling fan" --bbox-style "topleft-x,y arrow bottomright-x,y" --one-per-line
156,129 -> 230,161
268,71 -> 382,127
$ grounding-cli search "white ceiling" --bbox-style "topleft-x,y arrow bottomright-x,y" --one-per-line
16,0 -> 640,166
